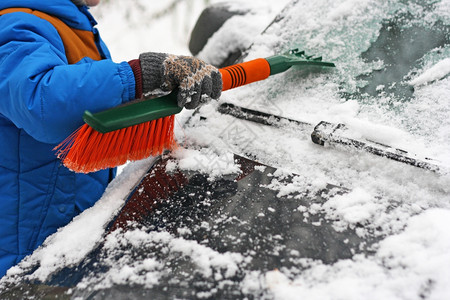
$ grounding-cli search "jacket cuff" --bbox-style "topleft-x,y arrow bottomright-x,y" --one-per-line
128,59 -> 143,99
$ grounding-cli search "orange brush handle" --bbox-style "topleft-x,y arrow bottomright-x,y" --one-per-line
219,58 -> 271,91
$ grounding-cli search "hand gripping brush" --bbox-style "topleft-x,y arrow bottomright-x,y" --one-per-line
54,49 -> 335,173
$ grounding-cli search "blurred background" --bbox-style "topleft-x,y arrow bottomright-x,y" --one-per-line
91,0 -> 223,60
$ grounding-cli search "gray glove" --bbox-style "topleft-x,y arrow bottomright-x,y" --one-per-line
139,52 -> 222,109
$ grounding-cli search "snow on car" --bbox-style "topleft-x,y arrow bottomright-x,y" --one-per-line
1,0 -> 449,299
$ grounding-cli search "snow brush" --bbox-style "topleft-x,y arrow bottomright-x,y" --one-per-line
54,49 -> 335,173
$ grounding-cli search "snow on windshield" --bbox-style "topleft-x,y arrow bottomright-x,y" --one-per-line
179,0 -> 450,298
1,0 -> 450,299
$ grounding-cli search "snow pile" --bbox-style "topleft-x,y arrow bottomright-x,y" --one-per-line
168,147 -> 241,179
77,256 -> 163,290
76,228 -> 245,292
321,188 -> 380,229
410,58 -> 450,86
251,209 -> 450,300
376,209 -> 450,299
263,169 -> 329,198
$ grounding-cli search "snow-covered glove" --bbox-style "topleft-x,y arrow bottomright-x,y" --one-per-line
129,52 -> 222,109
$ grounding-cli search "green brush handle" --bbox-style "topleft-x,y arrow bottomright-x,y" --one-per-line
84,49 -> 335,133
84,92 -> 181,133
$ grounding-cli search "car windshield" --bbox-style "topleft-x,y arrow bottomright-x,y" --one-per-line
1,1 -> 450,299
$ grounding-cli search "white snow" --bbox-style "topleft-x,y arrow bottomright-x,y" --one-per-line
327,0 -> 373,21
410,58 -> 450,86
258,209 -> 450,300
321,188 -> 380,227
2,0 -> 450,299
76,228 -> 245,291
169,147 -> 241,179
197,3 -> 279,66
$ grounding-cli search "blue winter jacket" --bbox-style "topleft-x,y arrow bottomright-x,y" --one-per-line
0,0 -> 136,277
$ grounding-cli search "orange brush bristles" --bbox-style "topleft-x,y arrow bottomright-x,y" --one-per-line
54,115 -> 176,173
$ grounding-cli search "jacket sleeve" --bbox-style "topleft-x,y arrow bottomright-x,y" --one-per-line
0,12 -> 136,144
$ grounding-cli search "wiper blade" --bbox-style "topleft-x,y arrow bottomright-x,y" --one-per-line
218,102 -> 442,173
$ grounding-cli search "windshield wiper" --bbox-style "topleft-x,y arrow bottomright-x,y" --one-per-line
218,102 -> 442,173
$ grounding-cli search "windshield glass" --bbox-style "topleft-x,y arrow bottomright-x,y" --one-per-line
237,0 -> 450,159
